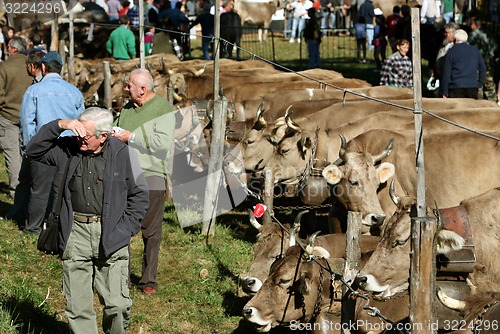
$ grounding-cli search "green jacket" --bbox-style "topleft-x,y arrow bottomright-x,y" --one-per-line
116,95 -> 174,179
106,25 -> 136,60
0,53 -> 32,123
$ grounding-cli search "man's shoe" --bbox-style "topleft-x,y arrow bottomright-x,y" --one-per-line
143,287 -> 156,295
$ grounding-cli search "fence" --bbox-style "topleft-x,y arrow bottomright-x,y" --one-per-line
219,26 -> 358,67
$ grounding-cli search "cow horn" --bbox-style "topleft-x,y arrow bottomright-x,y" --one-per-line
285,106 -> 300,131
173,91 -> 183,102
256,101 -> 267,125
248,210 -> 262,230
289,223 -> 300,247
294,210 -> 309,227
193,63 -> 207,77
389,179 -> 399,205
305,230 -> 321,254
338,134 -> 348,162
436,287 -> 466,311
373,139 -> 394,164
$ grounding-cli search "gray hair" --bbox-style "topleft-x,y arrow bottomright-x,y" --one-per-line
9,36 -> 27,53
78,107 -> 113,137
445,22 -> 459,33
129,68 -> 155,92
454,29 -> 468,43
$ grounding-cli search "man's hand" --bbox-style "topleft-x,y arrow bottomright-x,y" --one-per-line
58,119 -> 86,137
112,128 -> 133,143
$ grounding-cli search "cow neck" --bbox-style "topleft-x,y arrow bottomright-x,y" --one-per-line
295,128 -> 320,196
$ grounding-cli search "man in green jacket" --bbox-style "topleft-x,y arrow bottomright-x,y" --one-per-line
0,36 -> 32,198
113,68 -> 174,295
106,15 -> 137,60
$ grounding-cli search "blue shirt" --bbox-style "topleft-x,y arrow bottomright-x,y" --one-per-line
20,73 -> 84,148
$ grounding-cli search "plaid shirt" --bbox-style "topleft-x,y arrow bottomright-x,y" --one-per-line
128,6 -> 140,27
379,51 -> 413,88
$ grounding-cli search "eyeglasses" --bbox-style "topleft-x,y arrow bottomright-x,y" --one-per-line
82,133 -> 97,141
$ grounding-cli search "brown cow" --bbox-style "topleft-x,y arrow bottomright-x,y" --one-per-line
357,187 -> 500,300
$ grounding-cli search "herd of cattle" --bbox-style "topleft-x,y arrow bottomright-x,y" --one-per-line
69,54 -> 500,333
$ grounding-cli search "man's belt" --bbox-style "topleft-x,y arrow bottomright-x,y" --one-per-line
74,212 -> 101,223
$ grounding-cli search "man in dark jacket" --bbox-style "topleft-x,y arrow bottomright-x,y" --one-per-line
441,29 -> 486,99
26,107 -> 149,334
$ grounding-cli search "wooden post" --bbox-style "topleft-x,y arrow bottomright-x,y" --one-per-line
201,96 -> 227,236
262,168 -> 274,225
341,211 -> 362,333
139,0 -> 145,68
201,4 -> 221,236
59,40 -> 66,76
409,8 -> 436,334
51,12 -> 59,51
410,217 -> 437,333
103,61 -> 112,110
68,0 -> 75,84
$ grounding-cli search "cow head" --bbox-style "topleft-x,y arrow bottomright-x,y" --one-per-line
242,244 -> 333,332
241,210 -> 306,295
239,105 -> 289,173
357,182 -> 465,299
322,135 -> 394,232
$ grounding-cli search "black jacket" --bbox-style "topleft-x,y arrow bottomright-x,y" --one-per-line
26,120 -> 149,256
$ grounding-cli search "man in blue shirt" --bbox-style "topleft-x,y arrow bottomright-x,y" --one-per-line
12,51 -> 84,234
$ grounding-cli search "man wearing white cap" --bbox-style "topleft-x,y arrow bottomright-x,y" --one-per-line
441,29 -> 486,99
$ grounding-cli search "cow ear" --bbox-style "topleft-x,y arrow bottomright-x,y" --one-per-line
322,165 -> 343,185
436,230 -> 465,254
376,162 -> 395,184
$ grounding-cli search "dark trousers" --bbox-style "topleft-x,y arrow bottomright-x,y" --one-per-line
9,157 -> 57,232
138,189 -> 166,290
448,88 -> 479,99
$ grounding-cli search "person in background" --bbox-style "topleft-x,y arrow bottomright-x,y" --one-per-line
107,0 -> 123,20
432,22 -> 459,83
304,7 -> 322,68
119,0 -> 130,17
144,26 -> 155,55
386,5 -> 401,53
355,16 -> 367,63
379,38 -> 412,88
17,51 -> 84,234
0,36 -> 31,200
114,69 -> 175,296
441,29 -> 486,99
320,0 -> 336,36
190,2 -> 214,60
148,0 -> 164,28
441,0 -> 454,23
25,108 -> 149,334
357,0 -> 374,50
290,0 -> 312,44
284,0 -> 295,39
372,14 -> 387,71
468,16 -> 497,100
6,48 -> 45,224
127,1 -> 141,27
420,0 -> 440,25
106,15 -> 137,61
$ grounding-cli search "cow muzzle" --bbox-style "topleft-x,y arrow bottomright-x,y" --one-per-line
242,306 -> 272,332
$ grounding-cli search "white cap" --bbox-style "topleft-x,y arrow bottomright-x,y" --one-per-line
374,8 -> 383,16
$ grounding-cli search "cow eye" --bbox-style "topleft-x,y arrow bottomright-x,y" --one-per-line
280,148 -> 290,154
349,180 -> 359,186
245,139 -> 254,146
278,278 -> 291,285
392,239 -> 407,247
